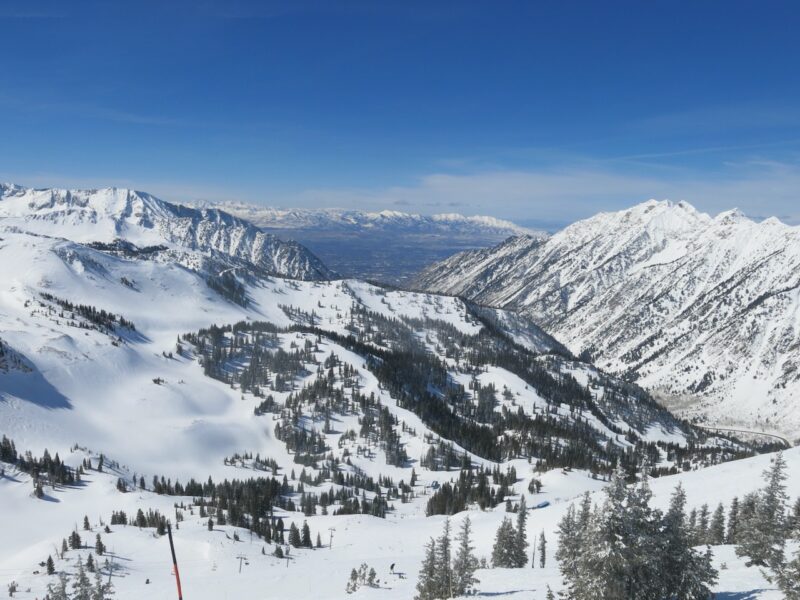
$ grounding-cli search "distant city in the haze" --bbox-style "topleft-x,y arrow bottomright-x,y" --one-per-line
1,3 -> 799,600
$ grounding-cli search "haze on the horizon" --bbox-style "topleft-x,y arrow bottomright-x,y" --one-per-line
1,0 -> 799,228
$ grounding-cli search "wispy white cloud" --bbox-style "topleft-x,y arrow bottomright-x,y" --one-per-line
629,103 -> 800,136
0,93 -> 187,127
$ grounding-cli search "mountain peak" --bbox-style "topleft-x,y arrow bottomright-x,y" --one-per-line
0,183 -> 334,280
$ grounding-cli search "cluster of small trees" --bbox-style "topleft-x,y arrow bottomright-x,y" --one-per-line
287,520 -> 318,548
556,470 -> 717,599
0,436 -> 76,488
345,563 -> 378,593
415,518 -> 479,600
733,453 -> 800,598
40,292 -> 135,332
426,465 -> 517,516
491,496 -> 531,568
45,556 -> 114,600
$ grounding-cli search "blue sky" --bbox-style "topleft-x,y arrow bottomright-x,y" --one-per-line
1,0 -> 800,228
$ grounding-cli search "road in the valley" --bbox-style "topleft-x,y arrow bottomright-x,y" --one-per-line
696,425 -> 793,448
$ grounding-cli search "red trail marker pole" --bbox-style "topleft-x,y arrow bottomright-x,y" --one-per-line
167,523 -> 184,600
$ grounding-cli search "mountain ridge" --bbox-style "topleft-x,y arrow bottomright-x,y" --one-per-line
0,183 -> 334,281
415,199 -> 800,438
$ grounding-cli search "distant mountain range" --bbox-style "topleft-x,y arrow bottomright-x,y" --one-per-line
189,200 -> 546,283
415,199 -> 800,438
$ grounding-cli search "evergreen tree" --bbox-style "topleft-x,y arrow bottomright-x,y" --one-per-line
92,567 -> 114,600
736,452 -> 789,568
709,503 -> 726,545
46,555 -> 55,575
537,531 -> 546,568
726,497 -> 740,543
451,516 -> 479,596
69,530 -> 82,550
73,556 -> 92,600
86,553 -> 95,572
491,518 -> 517,568
47,573 -> 69,600
95,534 -> 105,556
301,521 -> 312,548
556,469 -> 709,600
659,484 -> 718,600
696,504 -> 710,545
775,545 -> 800,600
790,497 -> 800,536
513,496 -> 528,567
346,568 -> 358,594
415,538 -> 438,600
289,522 -> 302,547
83,515 -> 91,531
434,519 -> 452,597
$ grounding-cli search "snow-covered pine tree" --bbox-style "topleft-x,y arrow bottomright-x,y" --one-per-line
491,518 -> 517,568
513,496 -> 528,567
726,496 -> 740,543
451,516 -> 479,596
289,522 -> 302,547
709,503 -> 726,545
791,497 -> 800,535
435,519 -> 453,597
92,568 -> 114,600
736,452 -> 789,568
301,521 -> 312,548
415,538 -> 438,600
537,531 -> 546,568
775,545 -> 800,600
696,503 -> 710,545
73,556 -> 92,600
558,467 -> 669,600
659,483 -> 718,600
555,505 -> 578,570
47,573 -> 69,600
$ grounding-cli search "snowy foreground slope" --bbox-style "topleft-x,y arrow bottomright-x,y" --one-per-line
1,445 -> 797,599
416,200 -> 800,439
0,193 -> 794,599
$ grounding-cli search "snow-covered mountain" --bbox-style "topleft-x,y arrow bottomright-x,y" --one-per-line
0,189 -> 789,600
189,200 -> 546,283
0,183 -> 334,281
415,199 -> 800,438
190,200 -> 536,235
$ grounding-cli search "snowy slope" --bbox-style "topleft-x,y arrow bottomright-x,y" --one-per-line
0,183 -> 334,280
416,200 -> 800,439
1,437 -> 796,599
0,226 -> 692,478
